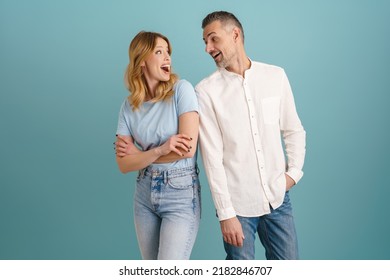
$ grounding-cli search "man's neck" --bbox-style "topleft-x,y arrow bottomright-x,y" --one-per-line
225,55 -> 251,77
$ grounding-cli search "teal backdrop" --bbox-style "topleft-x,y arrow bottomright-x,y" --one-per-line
1,0 -> 389,260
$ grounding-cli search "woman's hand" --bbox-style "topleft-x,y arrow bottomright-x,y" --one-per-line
115,135 -> 140,157
155,134 -> 193,157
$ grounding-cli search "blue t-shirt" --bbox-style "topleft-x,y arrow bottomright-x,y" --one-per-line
116,79 -> 198,170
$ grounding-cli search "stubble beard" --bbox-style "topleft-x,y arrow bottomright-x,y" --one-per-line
216,49 -> 235,69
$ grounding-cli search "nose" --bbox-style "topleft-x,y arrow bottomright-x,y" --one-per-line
205,43 -> 213,54
164,51 -> 171,61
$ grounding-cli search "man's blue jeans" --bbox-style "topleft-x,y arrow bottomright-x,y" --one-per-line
134,166 -> 201,260
224,191 -> 299,260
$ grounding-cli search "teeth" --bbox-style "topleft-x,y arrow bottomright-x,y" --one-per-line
213,52 -> 221,59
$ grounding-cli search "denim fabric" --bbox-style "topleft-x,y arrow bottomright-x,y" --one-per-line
133,166 -> 201,260
224,191 -> 299,260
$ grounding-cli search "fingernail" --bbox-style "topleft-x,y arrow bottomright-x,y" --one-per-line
190,137 -> 193,140
189,146 -> 192,149
188,149 -> 190,152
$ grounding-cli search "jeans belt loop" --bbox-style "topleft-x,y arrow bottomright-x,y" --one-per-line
163,170 -> 168,184
151,170 -> 159,177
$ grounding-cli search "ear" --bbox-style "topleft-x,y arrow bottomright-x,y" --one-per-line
232,27 -> 240,42
140,60 -> 145,67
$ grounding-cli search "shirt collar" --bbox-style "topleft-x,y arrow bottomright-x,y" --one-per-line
218,57 -> 253,78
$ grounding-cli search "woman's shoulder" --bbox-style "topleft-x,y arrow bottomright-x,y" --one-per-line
174,79 -> 196,96
119,96 -> 131,110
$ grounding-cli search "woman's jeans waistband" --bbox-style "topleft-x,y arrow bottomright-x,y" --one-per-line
138,165 -> 199,180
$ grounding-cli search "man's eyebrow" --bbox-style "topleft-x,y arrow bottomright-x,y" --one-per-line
203,31 -> 216,42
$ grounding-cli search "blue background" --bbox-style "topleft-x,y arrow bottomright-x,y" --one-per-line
1,0 -> 389,260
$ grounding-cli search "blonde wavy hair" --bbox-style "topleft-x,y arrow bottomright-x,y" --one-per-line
125,31 -> 178,110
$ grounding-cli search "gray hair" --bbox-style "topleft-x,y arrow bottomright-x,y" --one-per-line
201,11 -> 244,42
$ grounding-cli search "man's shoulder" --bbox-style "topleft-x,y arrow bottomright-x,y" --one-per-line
195,70 -> 222,91
251,60 -> 284,74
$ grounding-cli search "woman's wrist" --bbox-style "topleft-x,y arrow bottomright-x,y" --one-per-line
154,146 -> 163,157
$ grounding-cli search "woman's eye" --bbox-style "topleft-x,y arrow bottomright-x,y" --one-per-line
156,50 -> 162,54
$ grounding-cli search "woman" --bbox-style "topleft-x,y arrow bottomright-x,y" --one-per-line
115,31 -> 200,260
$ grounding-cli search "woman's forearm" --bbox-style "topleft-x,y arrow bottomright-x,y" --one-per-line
154,145 -> 196,163
154,111 -> 199,164
116,111 -> 199,170
116,148 -> 161,173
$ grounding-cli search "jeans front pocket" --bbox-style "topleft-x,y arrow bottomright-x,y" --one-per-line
168,174 -> 193,190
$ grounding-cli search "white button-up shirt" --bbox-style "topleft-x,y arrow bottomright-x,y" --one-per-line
196,61 -> 306,221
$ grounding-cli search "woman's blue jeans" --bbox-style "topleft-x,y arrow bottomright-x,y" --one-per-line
224,191 -> 299,260
134,166 -> 200,260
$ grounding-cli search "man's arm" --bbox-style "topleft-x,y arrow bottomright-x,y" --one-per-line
197,86 -> 244,247
280,70 -> 306,187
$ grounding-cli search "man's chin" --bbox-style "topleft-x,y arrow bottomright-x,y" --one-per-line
216,61 -> 226,68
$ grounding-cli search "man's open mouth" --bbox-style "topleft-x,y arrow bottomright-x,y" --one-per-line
213,52 -> 221,59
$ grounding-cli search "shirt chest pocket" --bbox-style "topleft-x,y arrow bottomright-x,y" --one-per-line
261,97 -> 280,125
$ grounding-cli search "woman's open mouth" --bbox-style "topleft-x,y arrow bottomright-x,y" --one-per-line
161,64 -> 170,74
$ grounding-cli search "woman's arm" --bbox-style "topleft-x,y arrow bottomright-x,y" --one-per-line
154,111 -> 199,163
115,133 -> 192,173
115,135 -> 157,173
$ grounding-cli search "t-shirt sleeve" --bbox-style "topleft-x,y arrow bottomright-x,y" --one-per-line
116,99 -> 132,136
175,80 -> 199,116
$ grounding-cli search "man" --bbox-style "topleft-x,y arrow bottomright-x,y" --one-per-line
196,11 -> 306,260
